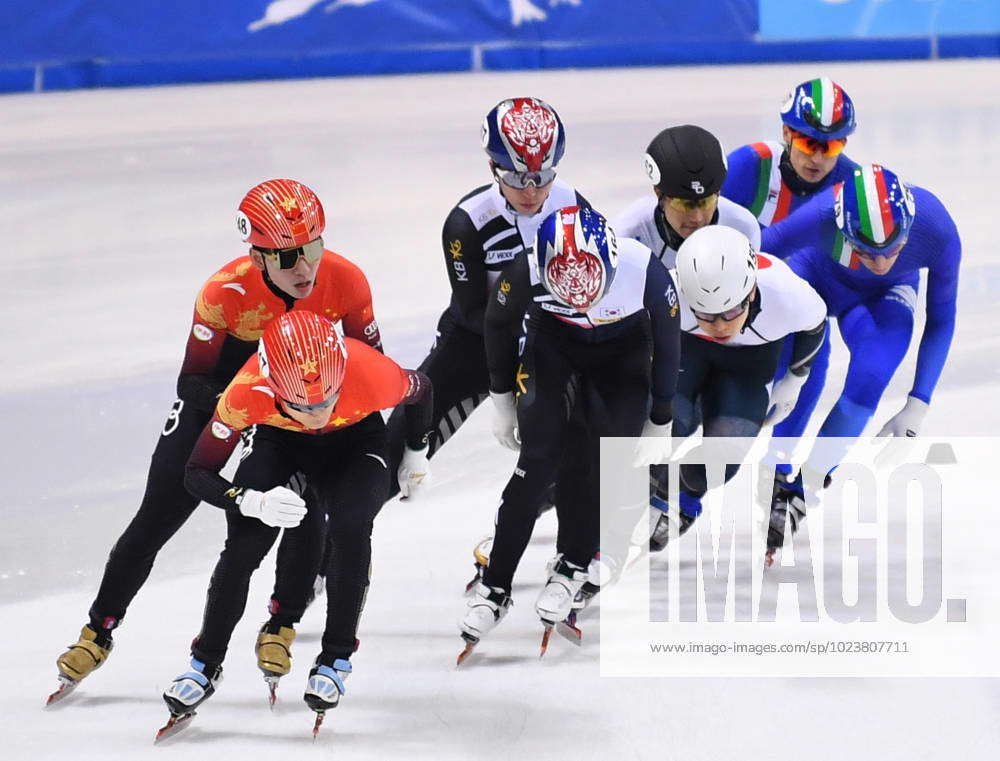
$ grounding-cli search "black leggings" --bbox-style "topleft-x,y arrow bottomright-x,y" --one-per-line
483,323 -> 652,592
384,312 -> 489,500
651,334 -> 782,500
192,414 -> 388,667
87,399 -> 313,633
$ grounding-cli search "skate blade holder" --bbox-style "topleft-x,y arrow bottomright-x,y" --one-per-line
155,711 -> 196,743
45,675 -> 80,707
556,619 -> 582,645
312,709 -> 326,740
456,632 -> 480,666
263,674 -> 281,709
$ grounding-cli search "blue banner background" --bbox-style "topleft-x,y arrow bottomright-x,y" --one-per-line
761,0 -> 1000,40
1,0 -> 996,93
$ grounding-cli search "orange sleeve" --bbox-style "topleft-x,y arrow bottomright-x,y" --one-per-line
177,274 -> 238,411
344,339 -> 410,410
215,371 -> 261,432
335,256 -> 382,350
184,360 -> 271,510
187,410 -> 242,478
194,277 -> 231,331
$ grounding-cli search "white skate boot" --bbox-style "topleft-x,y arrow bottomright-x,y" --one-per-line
456,582 -> 512,664
536,558 -> 588,656
536,558 -> 589,625
304,658 -> 351,737
156,657 -> 223,741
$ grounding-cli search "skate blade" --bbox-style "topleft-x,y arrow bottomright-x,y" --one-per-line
312,710 -> 326,740
625,544 -> 650,572
155,712 -> 196,743
556,619 -> 582,646
456,636 -> 478,667
46,677 -> 78,707
539,624 -> 554,658
264,675 -> 279,709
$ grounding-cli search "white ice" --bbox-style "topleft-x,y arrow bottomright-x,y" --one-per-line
1,59 -> 998,759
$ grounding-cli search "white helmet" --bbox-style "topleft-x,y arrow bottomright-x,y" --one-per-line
675,225 -> 758,314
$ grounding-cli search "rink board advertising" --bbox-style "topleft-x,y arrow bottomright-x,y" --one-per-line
3,1 -> 998,92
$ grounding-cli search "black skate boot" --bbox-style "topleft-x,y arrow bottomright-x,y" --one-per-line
765,469 -> 830,565
649,491 -> 701,552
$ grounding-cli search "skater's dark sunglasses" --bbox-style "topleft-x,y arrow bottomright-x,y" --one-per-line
789,130 -> 846,158
849,225 -> 909,261
283,393 -> 338,414
666,193 -> 718,212
254,237 -> 324,269
852,241 -> 906,262
691,296 -> 751,323
494,166 -> 557,190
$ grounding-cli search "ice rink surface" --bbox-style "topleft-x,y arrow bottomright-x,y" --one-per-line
2,59 -> 999,759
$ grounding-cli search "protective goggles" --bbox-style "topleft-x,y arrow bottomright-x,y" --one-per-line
789,130 -> 846,158
494,166 -> 557,189
852,237 -> 908,262
283,391 -> 339,415
691,295 -> 751,323
666,193 -> 719,212
254,237 -> 324,269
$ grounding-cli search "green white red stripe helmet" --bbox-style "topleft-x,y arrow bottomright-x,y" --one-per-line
835,164 -> 916,257
780,77 -> 856,141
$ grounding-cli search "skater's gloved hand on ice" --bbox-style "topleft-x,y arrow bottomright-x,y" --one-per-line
398,446 -> 430,498
874,396 -> 928,469
877,395 -> 928,438
764,370 -> 808,426
238,486 -> 307,528
633,419 -> 672,467
490,391 -> 520,451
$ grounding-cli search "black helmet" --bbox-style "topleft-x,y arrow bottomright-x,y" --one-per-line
642,125 -> 727,200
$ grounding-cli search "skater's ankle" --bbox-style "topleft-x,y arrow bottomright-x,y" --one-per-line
263,619 -> 296,634
84,620 -> 116,648
189,653 -> 223,679
316,651 -> 352,669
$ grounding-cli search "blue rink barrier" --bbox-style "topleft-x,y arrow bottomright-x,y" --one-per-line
2,1 -> 998,94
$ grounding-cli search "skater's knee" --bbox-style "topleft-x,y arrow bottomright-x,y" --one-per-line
679,465 -> 707,498
220,538 -> 274,573
328,513 -> 375,544
841,375 -> 889,412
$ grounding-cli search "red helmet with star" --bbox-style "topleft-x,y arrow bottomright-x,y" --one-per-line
258,311 -> 347,409
236,179 -> 325,249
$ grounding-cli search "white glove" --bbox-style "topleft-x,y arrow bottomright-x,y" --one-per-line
764,372 -> 808,426
397,446 -> 431,498
877,396 -> 929,438
633,419 -> 672,467
873,396 -> 929,470
490,391 -> 520,451
238,486 -> 307,528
